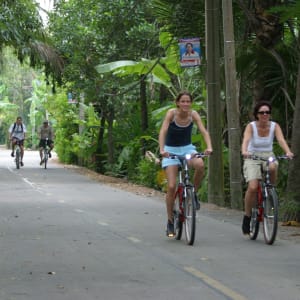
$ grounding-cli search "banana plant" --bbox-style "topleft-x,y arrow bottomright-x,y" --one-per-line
95,32 -> 186,98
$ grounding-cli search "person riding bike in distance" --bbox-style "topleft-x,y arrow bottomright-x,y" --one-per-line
8,116 -> 26,166
159,91 -> 213,237
38,120 -> 54,165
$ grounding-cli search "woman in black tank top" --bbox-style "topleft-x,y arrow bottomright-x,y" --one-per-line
159,91 -> 213,236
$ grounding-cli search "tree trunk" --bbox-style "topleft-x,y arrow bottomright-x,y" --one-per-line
140,76 -> 148,156
107,107 -> 115,165
140,76 -> 148,132
205,0 -> 224,205
95,116 -> 106,172
285,44 -> 300,221
222,0 -> 243,209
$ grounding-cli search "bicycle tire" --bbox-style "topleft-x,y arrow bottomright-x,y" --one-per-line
44,148 -> 48,169
249,207 -> 260,240
15,148 -> 20,169
173,191 -> 183,240
184,187 -> 196,245
263,187 -> 278,245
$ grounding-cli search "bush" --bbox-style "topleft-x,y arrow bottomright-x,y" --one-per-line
136,159 -> 161,189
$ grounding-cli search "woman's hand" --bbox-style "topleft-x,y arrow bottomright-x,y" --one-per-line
286,151 -> 294,159
160,150 -> 169,158
204,148 -> 213,155
242,151 -> 251,159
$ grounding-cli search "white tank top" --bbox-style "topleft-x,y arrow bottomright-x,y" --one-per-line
248,121 -> 276,152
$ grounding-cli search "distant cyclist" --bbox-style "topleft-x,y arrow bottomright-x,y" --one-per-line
38,120 -> 54,165
8,116 -> 26,166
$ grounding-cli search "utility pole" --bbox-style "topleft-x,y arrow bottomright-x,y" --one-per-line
222,0 -> 243,208
205,0 -> 224,205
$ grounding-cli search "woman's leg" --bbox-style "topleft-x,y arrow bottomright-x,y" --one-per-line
165,165 -> 178,222
189,157 -> 204,191
244,179 -> 259,216
269,163 -> 278,185
242,179 -> 259,234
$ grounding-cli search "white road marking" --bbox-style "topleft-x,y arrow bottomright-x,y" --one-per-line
97,221 -> 108,226
127,236 -> 141,243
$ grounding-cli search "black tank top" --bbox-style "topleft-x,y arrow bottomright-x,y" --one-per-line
165,111 -> 193,146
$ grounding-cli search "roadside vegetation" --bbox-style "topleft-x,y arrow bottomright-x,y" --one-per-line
0,0 -> 300,222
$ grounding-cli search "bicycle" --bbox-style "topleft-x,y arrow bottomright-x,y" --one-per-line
41,138 -> 50,169
248,155 -> 291,245
14,139 -> 22,169
169,152 -> 208,246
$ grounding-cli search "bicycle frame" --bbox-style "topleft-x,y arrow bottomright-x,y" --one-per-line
249,155 -> 288,245
170,152 -> 207,245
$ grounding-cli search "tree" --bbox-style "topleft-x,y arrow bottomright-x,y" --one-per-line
286,55 -> 300,221
222,0 -> 243,209
0,0 -> 63,79
205,0 -> 224,205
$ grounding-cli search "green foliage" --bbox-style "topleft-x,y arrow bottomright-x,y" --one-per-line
151,0 -> 205,39
2,0 -> 299,214
280,199 -> 300,222
136,158 -> 161,189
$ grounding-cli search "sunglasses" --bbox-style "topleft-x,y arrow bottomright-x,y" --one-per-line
257,111 -> 271,115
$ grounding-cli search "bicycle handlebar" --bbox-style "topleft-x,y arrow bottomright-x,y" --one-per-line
168,152 -> 210,160
247,154 -> 293,162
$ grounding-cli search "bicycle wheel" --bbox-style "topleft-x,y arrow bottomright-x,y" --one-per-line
184,187 -> 196,245
263,187 -> 278,245
15,148 -> 20,169
44,148 -> 48,169
173,191 -> 183,240
249,207 -> 260,240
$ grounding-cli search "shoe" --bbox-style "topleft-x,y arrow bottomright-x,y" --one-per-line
195,194 -> 200,210
11,152 -> 14,157
166,220 -> 175,237
48,152 -> 52,158
242,215 -> 251,235
20,161 -> 24,167
40,159 -> 44,165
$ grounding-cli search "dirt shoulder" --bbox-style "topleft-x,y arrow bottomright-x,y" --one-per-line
64,163 -> 300,244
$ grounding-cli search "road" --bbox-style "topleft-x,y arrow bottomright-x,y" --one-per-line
0,149 -> 299,300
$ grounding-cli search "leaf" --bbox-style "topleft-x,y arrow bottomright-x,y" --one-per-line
95,60 -> 137,73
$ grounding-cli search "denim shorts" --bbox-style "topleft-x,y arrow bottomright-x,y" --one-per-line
161,144 -> 197,168
243,151 -> 278,182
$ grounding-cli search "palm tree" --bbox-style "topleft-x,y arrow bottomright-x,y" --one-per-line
0,0 -> 63,78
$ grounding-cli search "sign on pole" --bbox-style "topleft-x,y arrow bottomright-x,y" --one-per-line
179,38 -> 201,67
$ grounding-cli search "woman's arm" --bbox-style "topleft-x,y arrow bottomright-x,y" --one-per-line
159,109 -> 173,157
274,123 -> 294,158
192,111 -> 213,154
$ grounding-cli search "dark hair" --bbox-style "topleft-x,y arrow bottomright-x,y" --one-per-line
175,91 -> 193,104
253,101 -> 272,120
185,43 -> 193,48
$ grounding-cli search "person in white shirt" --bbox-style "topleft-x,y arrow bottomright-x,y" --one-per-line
8,116 -> 26,166
241,101 -> 294,235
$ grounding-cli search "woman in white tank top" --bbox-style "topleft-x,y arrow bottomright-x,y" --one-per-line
241,101 -> 294,235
